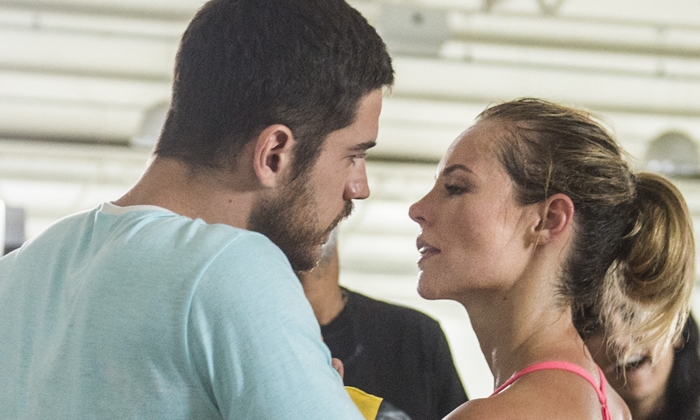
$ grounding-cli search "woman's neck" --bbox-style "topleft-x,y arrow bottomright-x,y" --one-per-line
461,273 -> 590,390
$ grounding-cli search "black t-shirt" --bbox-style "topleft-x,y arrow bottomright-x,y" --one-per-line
321,288 -> 468,420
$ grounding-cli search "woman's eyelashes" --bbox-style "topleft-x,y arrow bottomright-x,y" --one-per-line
444,183 -> 468,196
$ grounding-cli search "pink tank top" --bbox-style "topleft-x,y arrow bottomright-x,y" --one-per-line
491,361 -> 612,420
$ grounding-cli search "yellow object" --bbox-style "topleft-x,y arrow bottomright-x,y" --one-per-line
345,386 -> 382,420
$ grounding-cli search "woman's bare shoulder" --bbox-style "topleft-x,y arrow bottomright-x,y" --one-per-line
606,385 -> 632,420
443,369 -> 631,420
442,387 -> 563,420
442,398 -> 503,420
442,393 -> 555,420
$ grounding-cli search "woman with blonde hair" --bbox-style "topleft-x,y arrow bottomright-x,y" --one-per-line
409,98 -> 695,419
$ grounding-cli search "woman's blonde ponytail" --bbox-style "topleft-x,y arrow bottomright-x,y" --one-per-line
600,172 -> 695,362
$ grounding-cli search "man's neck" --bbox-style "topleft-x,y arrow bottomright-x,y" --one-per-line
114,156 -> 257,229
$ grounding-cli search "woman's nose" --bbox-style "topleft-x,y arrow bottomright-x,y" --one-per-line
409,195 -> 428,225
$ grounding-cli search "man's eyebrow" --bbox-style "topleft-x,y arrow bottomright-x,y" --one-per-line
349,141 -> 377,152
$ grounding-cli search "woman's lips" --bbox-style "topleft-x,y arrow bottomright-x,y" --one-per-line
416,238 -> 440,262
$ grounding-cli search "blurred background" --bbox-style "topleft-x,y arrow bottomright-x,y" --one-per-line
2,0 -> 700,398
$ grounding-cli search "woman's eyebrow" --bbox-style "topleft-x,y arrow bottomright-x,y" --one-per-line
443,164 -> 472,176
436,164 -> 472,181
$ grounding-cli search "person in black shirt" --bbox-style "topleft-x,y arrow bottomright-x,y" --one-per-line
300,229 -> 468,420
665,314 -> 700,420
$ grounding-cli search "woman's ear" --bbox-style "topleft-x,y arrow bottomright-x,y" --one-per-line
253,124 -> 296,188
533,193 -> 574,245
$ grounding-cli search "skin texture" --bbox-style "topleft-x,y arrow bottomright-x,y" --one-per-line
586,333 -> 676,420
409,120 -> 631,420
115,89 -> 382,273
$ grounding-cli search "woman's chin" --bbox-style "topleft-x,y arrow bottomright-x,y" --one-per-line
416,278 -> 437,300
418,289 -> 440,300
417,276 -> 446,301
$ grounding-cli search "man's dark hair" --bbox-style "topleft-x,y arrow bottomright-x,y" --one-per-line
155,0 -> 394,178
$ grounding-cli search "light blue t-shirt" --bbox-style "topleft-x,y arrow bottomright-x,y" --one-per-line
0,203 -> 364,420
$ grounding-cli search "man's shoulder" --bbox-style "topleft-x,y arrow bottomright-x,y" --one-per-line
15,203 -> 289,280
196,223 -> 279,253
98,203 -> 284,259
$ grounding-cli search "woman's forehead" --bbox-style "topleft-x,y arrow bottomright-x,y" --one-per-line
439,121 -> 505,168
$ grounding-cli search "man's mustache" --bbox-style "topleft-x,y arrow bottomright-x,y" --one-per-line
324,200 -> 354,237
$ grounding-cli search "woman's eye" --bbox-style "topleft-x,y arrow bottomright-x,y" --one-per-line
444,184 -> 466,195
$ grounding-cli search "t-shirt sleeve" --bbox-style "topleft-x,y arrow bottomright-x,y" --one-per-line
186,232 -> 364,420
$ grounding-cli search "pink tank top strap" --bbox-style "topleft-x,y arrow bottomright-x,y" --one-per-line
491,361 -> 611,420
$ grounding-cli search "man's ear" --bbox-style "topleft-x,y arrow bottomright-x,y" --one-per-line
253,124 -> 296,188
532,193 -> 574,245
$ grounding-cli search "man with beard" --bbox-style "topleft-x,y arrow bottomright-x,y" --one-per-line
0,0 -> 393,419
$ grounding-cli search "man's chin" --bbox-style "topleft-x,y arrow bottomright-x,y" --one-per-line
288,245 -> 324,273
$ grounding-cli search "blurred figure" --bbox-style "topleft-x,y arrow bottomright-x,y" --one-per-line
299,229 -> 468,420
587,314 -> 700,420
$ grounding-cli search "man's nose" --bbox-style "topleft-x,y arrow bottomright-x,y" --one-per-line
343,161 -> 370,201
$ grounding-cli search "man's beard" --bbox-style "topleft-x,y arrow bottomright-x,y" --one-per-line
248,174 -> 354,272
